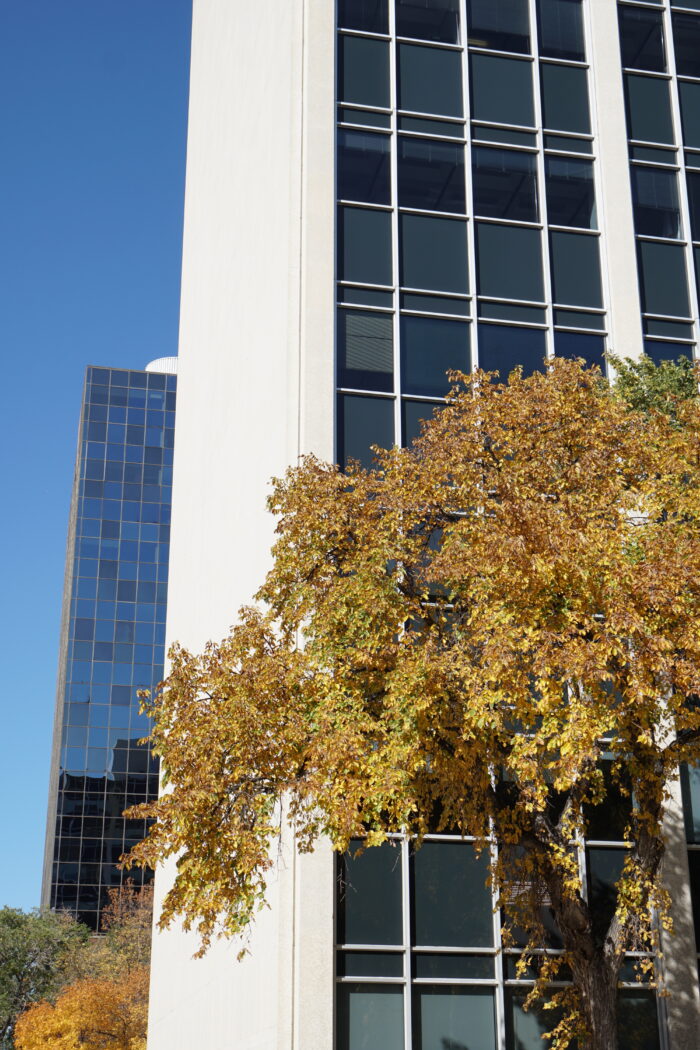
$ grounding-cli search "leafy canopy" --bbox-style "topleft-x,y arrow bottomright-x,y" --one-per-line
126,359 -> 700,1048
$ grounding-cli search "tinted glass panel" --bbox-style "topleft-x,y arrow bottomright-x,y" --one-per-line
470,54 -> 535,128
476,223 -> 544,302
555,331 -> 605,369
688,172 -> 700,240
398,138 -> 466,212
618,991 -> 660,1050
399,116 -> 464,137
338,130 -> 391,204
554,309 -> 605,329
468,0 -> 530,54
339,207 -> 393,286
681,764 -> 700,843
338,395 -> 395,469
545,157 -> 596,228
625,74 -> 674,144
689,850 -> 700,946
339,0 -> 389,33
341,287 -> 394,308
338,310 -> 394,392
545,134 -> 593,154
398,44 -> 463,118
541,64 -> 591,134
506,993 -> 567,1050
338,952 -> 404,977
537,0 -> 585,61
673,13 -> 700,79
680,81 -> 700,150
480,302 -> 546,323
402,293 -> 469,314
632,166 -> 681,238
478,323 -> 547,377
413,954 -> 494,979
401,316 -> 470,396
587,848 -> 625,944
473,126 -> 537,147
339,842 -> 403,943
337,985 -> 404,1050
413,988 -> 497,1050
473,147 -> 538,222
619,6 -> 666,72
629,144 -> 676,164
550,231 -> 603,307
340,108 -> 392,129
412,842 -> 493,947
638,241 -> 690,317
403,399 -> 441,444
400,214 -> 468,292
339,36 -> 390,108
644,318 -> 693,339
396,0 -> 460,44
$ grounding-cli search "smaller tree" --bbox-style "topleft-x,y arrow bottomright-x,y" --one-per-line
609,351 -> 698,420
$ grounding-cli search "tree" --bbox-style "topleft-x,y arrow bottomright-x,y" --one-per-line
608,351 -> 697,422
13,967 -> 149,1050
0,909 -> 88,1049
125,358 -> 700,1050
67,884 -> 153,984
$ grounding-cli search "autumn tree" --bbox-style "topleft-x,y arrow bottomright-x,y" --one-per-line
126,358 -> 700,1050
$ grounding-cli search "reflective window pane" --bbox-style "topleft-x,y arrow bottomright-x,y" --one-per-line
398,43 -> 463,118
506,992 -> 566,1050
587,848 -> 625,943
338,842 -> 403,944
688,172 -> 700,240
689,850 -> 700,947
338,310 -> 394,392
541,64 -> 591,134
625,74 -> 674,145
619,6 -> 666,73
398,137 -> 466,213
400,214 -> 468,293
537,0 -> 585,62
338,207 -> 393,286
478,323 -> 547,377
468,0 -> 531,54
618,991 -> 661,1050
545,156 -> 596,228
338,130 -> 391,205
413,954 -> 494,979
631,166 -> 681,238
473,146 -> 538,223
414,987 -> 497,1050
470,54 -> 535,128
673,13 -> 700,79
476,223 -> 544,302
403,399 -> 441,445
338,395 -> 395,469
412,842 -> 494,947
637,241 -> 691,317
681,764 -> 700,844
337,985 -> 404,1050
401,316 -> 470,396
339,35 -> 390,108
339,0 -> 389,34
338,952 -> 404,978
680,81 -> 700,150
550,231 -> 603,308
396,0 -> 461,44
555,331 -> 605,369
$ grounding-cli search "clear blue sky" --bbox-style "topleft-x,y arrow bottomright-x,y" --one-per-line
0,0 -> 192,910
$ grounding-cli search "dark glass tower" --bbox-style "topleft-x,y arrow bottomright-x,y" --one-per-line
42,362 -> 176,930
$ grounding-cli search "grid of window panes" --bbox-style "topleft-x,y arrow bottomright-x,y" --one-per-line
618,0 -> 700,363
337,0 -> 609,467
48,366 -> 175,930
337,834 -> 661,1050
680,765 -> 700,980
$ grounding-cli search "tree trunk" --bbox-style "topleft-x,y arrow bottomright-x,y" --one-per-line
575,958 -> 619,1050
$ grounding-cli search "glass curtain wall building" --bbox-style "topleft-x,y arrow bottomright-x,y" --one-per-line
42,360 -> 176,930
143,1 -> 700,1048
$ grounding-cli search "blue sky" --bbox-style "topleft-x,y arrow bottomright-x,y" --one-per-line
0,0 -> 191,910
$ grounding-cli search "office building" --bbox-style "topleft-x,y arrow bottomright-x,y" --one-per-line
147,1 -> 700,1047
42,359 -> 177,931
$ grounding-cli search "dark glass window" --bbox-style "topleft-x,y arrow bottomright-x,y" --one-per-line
617,992 -> 661,1050
644,340 -> 693,365
339,35 -> 390,108
338,841 -> 403,943
689,850 -> 700,947
476,223 -> 544,302
412,842 -> 493,947
467,0 -> 530,54
473,147 -> 538,223
545,157 -> 596,228
400,214 -> 468,293
638,241 -> 690,317
673,13 -> 700,79
337,986 -> 404,1050
536,0 -> 585,62
398,43 -> 463,118
403,399 -> 441,445
338,394 -> 395,469
550,231 -> 603,307
338,310 -> 394,392
680,82 -> 700,150
541,64 -> 590,134
478,323 -> 546,377
625,75 -> 674,145
631,166 -> 681,238
413,988 -> 497,1049
470,54 -> 535,128
395,0 -> 460,44
338,206 -> 393,286
398,137 -> 466,213
337,130 -> 391,205
619,6 -> 666,73
688,172 -> 700,240
401,316 -> 470,396
338,0 -> 389,34
555,331 -> 605,369
587,848 -> 625,943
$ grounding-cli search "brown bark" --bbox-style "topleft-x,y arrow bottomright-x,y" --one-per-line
572,955 -> 619,1050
